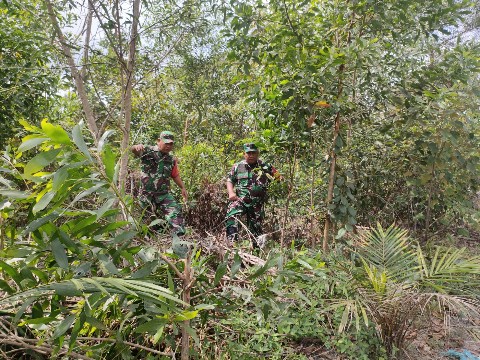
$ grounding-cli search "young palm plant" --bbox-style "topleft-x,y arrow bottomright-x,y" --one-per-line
333,223 -> 480,357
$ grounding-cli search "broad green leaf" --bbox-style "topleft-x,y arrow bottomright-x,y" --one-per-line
95,198 -> 116,220
21,316 -> 57,325
131,261 -> 158,279
41,119 -> 71,145
98,130 -> 115,152
17,137 -> 48,152
0,260 -> 23,286
13,298 -> 37,323
0,190 -> 29,199
247,254 -> 278,280
101,144 -> 116,181
24,149 -> 61,178
19,119 -> 40,132
71,183 -> 106,205
97,254 -> 120,275
52,166 -> 70,191
23,212 -> 60,234
51,238 -> 69,269
231,251 -> 242,277
153,326 -> 164,344
173,310 -> 199,321
72,125 -> 93,162
134,318 -> 168,334
113,230 -> 137,244
33,190 -> 56,214
52,314 -> 76,339
50,282 -> 83,296
0,279 -> 15,294
214,262 -> 227,286
69,311 -> 86,350
85,316 -> 108,330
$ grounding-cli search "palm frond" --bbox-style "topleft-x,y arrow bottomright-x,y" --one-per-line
0,277 -> 186,312
417,246 -> 480,294
357,223 -> 418,282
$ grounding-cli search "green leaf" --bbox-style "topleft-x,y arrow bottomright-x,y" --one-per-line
335,228 -> 347,239
72,125 -> 93,162
71,183 -> 106,206
153,326 -> 164,344
23,212 -> 60,234
97,254 -> 120,275
173,310 -> 199,321
52,315 -> 76,339
231,251 -> 242,277
52,166 -> 70,191
17,137 -> 48,152
41,119 -> 71,145
101,144 -> 116,181
24,149 -> 61,178
22,316 -> 57,325
98,130 -> 115,152
33,190 -> 56,214
248,254 -> 278,280
134,318 -> 168,334
0,279 -> 15,294
214,262 -> 227,286
0,190 -> 29,199
51,238 -> 69,269
0,260 -> 22,287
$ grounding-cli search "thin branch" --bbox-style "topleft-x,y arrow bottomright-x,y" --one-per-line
43,0 -> 99,143
159,254 -> 185,280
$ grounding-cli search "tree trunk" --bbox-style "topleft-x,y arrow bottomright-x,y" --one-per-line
309,132 -> 316,246
81,0 -> 94,81
322,112 -> 340,252
280,144 -> 298,247
118,0 -> 141,193
44,0 -> 99,145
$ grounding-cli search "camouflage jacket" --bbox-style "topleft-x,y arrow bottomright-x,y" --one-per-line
139,146 -> 177,195
227,160 -> 277,200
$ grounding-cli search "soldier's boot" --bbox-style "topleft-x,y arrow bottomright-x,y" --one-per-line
226,225 -> 238,243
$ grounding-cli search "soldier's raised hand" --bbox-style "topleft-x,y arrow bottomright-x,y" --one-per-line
131,144 -> 145,156
181,187 -> 188,202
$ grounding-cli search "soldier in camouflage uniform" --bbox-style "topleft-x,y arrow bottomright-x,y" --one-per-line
225,143 -> 280,247
131,131 -> 187,237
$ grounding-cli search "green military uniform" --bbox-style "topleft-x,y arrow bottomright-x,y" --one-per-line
225,144 -> 277,245
139,146 -> 185,236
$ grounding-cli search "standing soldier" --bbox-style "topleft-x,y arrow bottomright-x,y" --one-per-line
225,142 -> 280,248
131,131 -> 188,242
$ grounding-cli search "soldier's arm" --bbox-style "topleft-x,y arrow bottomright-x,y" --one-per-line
226,165 -> 239,201
131,144 -> 145,157
173,175 -> 188,202
227,180 -> 238,201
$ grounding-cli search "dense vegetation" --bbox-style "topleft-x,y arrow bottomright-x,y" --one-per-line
0,0 -> 479,358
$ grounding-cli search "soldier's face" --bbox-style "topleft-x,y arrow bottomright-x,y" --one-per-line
244,151 -> 259,165
157,139 -> 174,153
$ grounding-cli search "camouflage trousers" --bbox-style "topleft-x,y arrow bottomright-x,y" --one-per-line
225,198 -> 264,244
141,192 -> 185,236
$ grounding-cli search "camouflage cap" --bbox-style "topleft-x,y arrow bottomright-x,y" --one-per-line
243,142 -> 259,153
159,131 -> 174,143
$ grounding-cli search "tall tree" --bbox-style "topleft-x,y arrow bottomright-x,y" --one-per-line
0,0 -> 59,147
225,0 -> 480,249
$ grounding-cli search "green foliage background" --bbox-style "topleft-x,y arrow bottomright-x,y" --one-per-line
0,0 -> 479,358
